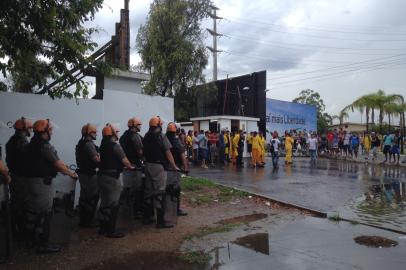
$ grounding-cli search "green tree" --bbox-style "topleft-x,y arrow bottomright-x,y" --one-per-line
292,89 -> 331,132
136,0 -> 212,97
0,0 -> 104,98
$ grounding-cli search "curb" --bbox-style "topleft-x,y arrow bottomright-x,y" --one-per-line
188,175 -> 406,235
337,217 -> 406,235
189,177 -> 328,218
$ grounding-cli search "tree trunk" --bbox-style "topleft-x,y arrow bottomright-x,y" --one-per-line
379,108 -> 383,133
388,114 -> 391,132
366,106 -> 370,132
402,111 -> 405,154
371,109 -> 375,125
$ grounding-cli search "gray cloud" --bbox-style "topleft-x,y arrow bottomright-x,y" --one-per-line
86,0 -> 406,121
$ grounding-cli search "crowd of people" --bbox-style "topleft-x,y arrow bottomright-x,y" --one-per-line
177,127 -> 405,169
0,116 -> 187,259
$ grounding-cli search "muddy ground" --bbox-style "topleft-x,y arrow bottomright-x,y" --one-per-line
1,177 -> 306,270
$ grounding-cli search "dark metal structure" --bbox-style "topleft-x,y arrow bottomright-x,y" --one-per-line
195,70 -> 267,134
39,0 -> 131,95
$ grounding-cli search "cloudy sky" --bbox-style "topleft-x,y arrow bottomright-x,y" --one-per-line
89,0 -> 406,122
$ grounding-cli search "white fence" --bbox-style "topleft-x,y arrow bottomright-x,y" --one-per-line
0,90 -> 173,200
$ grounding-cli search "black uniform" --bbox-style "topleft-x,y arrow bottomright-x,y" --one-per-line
97,137 -> 125,237
24,135 -> 59,251
5,131 -> 29,239
165,132 -> 186,225
75,137 -> 99,226
119,130 -> 144,218
0,146 -> 12,262
143,127 -> 172,227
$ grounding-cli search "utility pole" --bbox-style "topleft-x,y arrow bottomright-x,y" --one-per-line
207,5 -> 222,82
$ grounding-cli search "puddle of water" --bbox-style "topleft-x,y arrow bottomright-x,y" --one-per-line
354,235 -> 398,248
207,233 -> 270,269
232,233 -> 270,255
345,180 -> 406,229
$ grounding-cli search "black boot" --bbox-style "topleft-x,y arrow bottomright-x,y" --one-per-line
133,190 -> 143,219
36,213 -> 60,254
156,208 -> 173,229
142,196 -> 155,225
105,207 -> 124,238
177,196 -> 188,216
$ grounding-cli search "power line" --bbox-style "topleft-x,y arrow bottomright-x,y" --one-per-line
268,60 -> 406,88
220,15 -> 406,37
224,35 -> 406,56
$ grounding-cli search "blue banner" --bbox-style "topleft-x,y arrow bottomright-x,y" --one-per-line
266,98 -> 317,135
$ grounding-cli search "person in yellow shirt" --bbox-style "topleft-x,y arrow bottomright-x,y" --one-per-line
186,130 -> 193,160
362,131 -> 371,157
224,131 -> 230,163
247,132 -> 253,157
251,131 -> 262,167
285,132 -> 294,164
233,130 -> 244,167
259,131 -> 266,165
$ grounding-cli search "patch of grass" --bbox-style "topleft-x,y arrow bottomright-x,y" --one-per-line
181,176 -> 250,206
350,219 -> 360,225
178,250 -> 211,265
184,223 -> 243,240
181,176 -> 216,191
217,186 -> 250,202
328,212 -> 341,222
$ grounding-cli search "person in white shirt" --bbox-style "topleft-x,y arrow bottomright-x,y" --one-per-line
307,133 -> 318,164
270,132 -> 281,168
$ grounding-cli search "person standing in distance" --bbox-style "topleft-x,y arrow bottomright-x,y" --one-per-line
97,124 -> 134,238
5,117 -> 33,239
75,123 -> 100,227
143,117 -> 180,229
25,119 -> 78,254
119,117 -> 144,219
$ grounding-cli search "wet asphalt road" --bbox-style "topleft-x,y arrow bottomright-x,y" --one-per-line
190,158 -> 406,228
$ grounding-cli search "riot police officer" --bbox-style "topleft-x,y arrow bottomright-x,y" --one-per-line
143,117 -> 179,229
75,124 -> 100,227
97,124 -> 134,238
119,117 -> 144,219
25,119 -> 78,254
5,117 -> 33,239
164,123 -> 189,226
0,149 -> 12,262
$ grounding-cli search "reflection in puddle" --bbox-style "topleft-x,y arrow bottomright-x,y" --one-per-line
208,233 -> 270,269
347,180 -> 406,229
233,233 -> 270,255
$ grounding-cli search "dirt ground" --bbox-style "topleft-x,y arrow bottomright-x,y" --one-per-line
1,177 -> 306,270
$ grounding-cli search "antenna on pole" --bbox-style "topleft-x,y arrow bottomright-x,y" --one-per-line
207,5 -> 222,82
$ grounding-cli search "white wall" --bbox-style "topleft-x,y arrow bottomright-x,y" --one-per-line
218,119 -> 231,131
104,77 -> 142,94
200,120 -> 209,132
247,120 -> 259,133
0,90 -> 173,195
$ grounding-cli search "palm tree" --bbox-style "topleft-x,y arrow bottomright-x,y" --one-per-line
332,109 -> 349,127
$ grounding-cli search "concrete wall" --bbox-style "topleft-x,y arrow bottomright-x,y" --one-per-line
104,77 -> 142,94
247,121 -> 259,133
0,90 -> 173,196
218,119 -> 231,131
200,120 -> 209,132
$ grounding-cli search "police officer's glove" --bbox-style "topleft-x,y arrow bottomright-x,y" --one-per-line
70,172 -> 79,180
